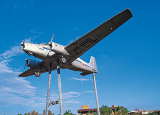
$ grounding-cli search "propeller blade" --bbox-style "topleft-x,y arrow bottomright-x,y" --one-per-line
48,33 -> 55,49
50,33 -> 55,42
20,41 -> 25,48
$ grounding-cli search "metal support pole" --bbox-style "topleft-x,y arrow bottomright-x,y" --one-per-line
45,71 -> 52,115
92,73 -> 101,115
57,65 -> 63,115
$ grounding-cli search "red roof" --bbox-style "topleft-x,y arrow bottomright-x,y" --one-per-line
78,109 -> 97,113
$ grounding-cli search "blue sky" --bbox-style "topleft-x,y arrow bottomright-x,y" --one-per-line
0,0 -> 160,114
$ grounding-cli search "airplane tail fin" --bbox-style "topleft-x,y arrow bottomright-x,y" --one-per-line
80,56 -> 97,76
89,56 -> 98,73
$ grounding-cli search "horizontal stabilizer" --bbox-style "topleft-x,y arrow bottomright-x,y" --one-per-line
80,71 -> 92,76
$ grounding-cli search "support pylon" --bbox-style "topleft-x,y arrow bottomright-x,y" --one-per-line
45,70 -> 52,115
92,73 -> 101,115
57,65 -> 63,115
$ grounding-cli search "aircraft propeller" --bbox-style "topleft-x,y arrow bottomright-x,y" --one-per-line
48,33 -> 55,50
20,41 -> 25,49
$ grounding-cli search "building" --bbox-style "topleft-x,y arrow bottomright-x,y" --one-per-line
128,110 -> 160,115
77,105 -> 97,115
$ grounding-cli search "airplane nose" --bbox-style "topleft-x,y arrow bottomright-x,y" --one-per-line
20,42 -> 25,49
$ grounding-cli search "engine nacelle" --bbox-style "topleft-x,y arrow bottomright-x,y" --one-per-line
25,59 -> 41,68
34,72 -> 40,77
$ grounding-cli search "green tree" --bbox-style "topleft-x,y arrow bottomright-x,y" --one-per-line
115,106 -> 128,115
148,112 -> 159,115
100,105 -> 112,115
24,113 -> 30,115
100,105 -> 129,115
64,110 -> 74,115
17,113 -> 22,115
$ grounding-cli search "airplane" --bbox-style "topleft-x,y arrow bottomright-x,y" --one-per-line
19,9 -> 132,77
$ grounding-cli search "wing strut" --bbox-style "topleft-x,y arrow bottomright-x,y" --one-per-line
57,65 -> 63,115
45,65 -> 52,115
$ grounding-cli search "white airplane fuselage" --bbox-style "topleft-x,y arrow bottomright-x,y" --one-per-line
22,42 -> 96,74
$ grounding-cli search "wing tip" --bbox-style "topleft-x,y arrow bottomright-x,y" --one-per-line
124,8 -> 133,18
19,73 -> 27,77
19,74 -> 24,77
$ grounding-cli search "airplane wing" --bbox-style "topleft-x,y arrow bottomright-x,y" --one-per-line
19,68 -> 47,77
19,61 -> 57,77
65,9 -> 132,62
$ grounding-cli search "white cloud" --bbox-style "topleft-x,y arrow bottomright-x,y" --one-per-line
0,37 -> 32,60
64,100 -> 80,104
0,91 -> 45,107
0,46 -> 22,60
0,72 -> 39,107
0,44 -> 41,107
0,60 -> 20,74
83,90 -> 93,94
1,77 -> 36,97
57,91 -> 81,105
62,90 -> 94,105
63,91 -> 81,99
72,77 -> 90,81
